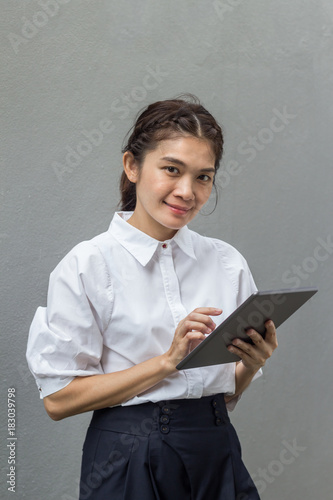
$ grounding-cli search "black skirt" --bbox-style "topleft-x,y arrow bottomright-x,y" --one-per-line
79,393 -> 260,500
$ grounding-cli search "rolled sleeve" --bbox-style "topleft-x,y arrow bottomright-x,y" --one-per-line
26,241 -> 113,399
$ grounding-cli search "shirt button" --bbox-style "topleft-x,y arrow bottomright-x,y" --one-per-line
160,425 -> 170,434
160,415 -> 170,424
162,243 -> 167,249
162,406 -> 171,415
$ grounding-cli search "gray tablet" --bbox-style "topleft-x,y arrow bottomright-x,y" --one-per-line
176,287 -> 318,370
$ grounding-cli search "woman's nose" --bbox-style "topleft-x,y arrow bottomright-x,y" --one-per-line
174,178 -> 195,200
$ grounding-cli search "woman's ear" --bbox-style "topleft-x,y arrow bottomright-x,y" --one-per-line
122,151 -> 139,184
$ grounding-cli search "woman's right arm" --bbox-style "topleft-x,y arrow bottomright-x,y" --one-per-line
44,354 -> 173,421
43,307 -> 221,421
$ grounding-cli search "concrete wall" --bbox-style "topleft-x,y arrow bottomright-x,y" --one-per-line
1,1 -> 332,498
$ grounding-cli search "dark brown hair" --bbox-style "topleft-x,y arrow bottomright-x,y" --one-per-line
119,94 -> 224,211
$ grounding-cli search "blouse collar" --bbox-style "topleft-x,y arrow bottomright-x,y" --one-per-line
108,212 -> 197,266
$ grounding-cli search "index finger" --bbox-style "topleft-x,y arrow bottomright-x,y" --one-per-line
192,307 -> 222,316
264,320 -> 278,344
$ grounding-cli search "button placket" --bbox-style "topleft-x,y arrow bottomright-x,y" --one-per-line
159,244 -> 187,326
159,405 -> 171,434
158,244 -> 204,399
212,398 -> 223,426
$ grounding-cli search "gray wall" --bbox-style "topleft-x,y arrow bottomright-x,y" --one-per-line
1,1 -> 332,498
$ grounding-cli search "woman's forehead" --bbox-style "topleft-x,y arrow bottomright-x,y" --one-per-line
152,136 -> 216,165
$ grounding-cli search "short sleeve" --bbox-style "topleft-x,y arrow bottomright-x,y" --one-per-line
213,239 -> 258,305
26,241 -> 113,399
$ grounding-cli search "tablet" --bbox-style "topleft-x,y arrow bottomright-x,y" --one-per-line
176,287 -> 318,370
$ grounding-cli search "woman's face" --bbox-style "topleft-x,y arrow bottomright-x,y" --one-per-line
124,136 -> 216,241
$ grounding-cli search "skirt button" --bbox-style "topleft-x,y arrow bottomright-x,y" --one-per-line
160,415 -> 170,424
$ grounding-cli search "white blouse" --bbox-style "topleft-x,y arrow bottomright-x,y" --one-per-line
26,212 -> 261,409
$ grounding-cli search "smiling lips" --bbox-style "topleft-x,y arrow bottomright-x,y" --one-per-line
164,202 -> 192,215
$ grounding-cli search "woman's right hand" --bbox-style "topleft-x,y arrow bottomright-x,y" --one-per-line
165,307 -> 223,369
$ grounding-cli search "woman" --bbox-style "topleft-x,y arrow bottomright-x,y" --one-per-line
26,95 -> 278,499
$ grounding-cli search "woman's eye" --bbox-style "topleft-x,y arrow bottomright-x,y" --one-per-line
165,166 -> 179,174
198,174 -> 211,182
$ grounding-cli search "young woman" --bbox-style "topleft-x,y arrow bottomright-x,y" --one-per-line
26,95 -> 278,500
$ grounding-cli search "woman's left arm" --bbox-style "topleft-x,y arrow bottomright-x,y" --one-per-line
225,320 -> 278,402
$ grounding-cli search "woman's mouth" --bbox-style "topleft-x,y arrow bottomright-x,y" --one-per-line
164,202 -> 192,215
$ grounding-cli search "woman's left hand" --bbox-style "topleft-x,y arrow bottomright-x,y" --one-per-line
227,320 -> 278,371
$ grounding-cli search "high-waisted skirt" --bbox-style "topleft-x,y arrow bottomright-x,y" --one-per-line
79,393 -> 260,500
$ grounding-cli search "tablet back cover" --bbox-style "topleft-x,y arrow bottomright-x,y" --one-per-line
176,287 -> 317,370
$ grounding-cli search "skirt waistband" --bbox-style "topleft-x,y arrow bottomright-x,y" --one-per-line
89,393 -> 230,436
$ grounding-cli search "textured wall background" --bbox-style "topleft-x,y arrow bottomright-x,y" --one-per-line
1,1 -> 333,498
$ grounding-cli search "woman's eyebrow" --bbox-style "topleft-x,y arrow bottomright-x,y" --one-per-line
160,156 -> 215,173
160,156 -> 186,166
